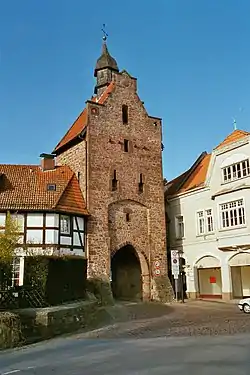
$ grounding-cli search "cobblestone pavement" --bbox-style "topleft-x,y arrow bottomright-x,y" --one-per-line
79,300 -> 250,339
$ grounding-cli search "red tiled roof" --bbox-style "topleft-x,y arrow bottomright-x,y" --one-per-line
178,154 -> 211,193
166,128 -> 250,198
215,129 -> 250,149
53,82 -> 115,153
165,153 -> 211,197
0,164 -> 88,216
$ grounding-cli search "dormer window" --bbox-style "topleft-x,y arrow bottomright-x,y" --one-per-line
222,159 -> 250,183
47,183 -> 56,191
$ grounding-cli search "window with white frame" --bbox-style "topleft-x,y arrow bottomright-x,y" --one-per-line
222,159 -> 250,183
197,209 -> 214,235
60,215 -> 71,234
176,216 -> 184,239
11,257 -> 20,287
220,199 -> 245,229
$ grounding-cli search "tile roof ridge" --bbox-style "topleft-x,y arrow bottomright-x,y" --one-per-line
0,163 -> 39,168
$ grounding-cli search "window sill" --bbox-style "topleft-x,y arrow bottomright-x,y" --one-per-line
196,232 -> 215,237
218,225 -> 247,232
221,175 -> 250,185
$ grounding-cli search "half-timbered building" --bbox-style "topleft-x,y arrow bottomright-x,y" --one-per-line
0,154 -> 88,286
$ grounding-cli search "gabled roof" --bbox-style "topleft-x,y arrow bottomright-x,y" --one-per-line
165,128 -> 250,198
165,152 -> 211,197
215,129 -> 250,150
0,164 -> 88,216
178,153 -> 211,193
53,82 -> 115,154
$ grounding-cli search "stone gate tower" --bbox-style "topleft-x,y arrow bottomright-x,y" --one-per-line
53,39 -> 173,302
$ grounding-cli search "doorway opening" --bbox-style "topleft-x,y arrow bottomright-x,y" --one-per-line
111,245 -> 142,301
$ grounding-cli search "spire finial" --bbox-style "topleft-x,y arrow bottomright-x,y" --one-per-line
101,23 -> 108,42
232,107 -> 244,131
233,118 -> 237,130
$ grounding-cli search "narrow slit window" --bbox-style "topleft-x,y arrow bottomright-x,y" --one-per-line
139,173 -> 144,193
124,139 -> 129,152
112,170 -> 118,191
122,105 -> 128,124
126,213 -> 130,222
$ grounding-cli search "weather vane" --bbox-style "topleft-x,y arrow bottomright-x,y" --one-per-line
101,23 -> 108,41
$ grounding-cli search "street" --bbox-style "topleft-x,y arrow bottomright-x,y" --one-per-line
0,301 -> 250,374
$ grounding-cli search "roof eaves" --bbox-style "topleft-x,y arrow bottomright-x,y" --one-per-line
165,151 -> 208,197
52,108 -> 88,153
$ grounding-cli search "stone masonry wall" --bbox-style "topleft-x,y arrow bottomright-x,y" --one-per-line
86,71 -> 172,301
56,141 -> 87,201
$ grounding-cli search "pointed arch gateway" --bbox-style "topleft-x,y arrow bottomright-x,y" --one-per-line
111,243 -> 150,301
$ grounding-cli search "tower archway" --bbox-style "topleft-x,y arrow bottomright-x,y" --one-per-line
111,244 -> 149,301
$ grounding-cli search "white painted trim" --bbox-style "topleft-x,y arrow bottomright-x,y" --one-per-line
19,256 -> 24,286
193,254 -> 221,268
217,196 -> 246,231
205,152 -> 216,186
195,208 -> 215,236
228,251 -> 250,266
226,250 -> 250,263
221,154 -> 249,168
175,214 -> 185,239
213,137 -> 249,155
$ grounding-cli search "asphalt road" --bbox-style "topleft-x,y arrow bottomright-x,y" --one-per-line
0,301 -> 250,374
0,334 -> 250,374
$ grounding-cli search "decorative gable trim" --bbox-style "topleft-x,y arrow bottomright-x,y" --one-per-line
213,137 -> 249,156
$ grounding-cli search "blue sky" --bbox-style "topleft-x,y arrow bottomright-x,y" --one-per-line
0,0 -> 250,180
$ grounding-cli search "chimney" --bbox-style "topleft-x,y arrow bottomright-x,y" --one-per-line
40,153 -> 56,171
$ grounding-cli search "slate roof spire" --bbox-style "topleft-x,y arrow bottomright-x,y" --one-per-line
94,25 -> 119,77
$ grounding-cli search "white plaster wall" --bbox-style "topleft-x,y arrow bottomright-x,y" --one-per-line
60,236 -> 71,245
0,213 -> 5,226
46,213 -> 56,227
45,229 -> 59,244
208,140 -> 250,194
27,213 -> 43,227
58,248 -> 85,257
167,138 -> 250,297
26,229 -> 43,244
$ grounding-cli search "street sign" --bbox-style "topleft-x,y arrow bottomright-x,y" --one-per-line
154,269 -> 161,276
171,250 -> 180,277
154,260 -> 160,268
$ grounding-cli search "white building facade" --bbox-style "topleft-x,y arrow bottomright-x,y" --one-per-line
166,129 -> 250,301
